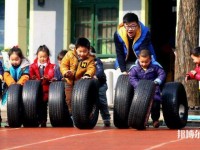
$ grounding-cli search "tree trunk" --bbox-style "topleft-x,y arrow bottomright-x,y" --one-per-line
175,0 -> 200,106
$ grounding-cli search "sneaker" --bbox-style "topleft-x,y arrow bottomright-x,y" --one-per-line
104,120 -> 110,127
153,120 -> 160,128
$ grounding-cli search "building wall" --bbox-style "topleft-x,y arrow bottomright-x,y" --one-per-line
29,0 -> 64,63
4,0 -> 27,55
119,0 -> 148,25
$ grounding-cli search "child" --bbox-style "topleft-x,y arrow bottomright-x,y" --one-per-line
129,49 -> 166,128
3,46 -> 30,127
54,50 -> 68,81
90,46 -> 111,127
0,59 -> 4,127
185,47 -> 200,82
60,37 -> 96,114
29,45 -> 55,127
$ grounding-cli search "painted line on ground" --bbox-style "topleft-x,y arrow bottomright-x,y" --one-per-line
3,129 -> 111,150
144,138 -> 185,150
0,128 -> 20,132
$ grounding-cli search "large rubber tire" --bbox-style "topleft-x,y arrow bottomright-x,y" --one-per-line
22,80 -> 42,127
128,80 -> 155,130
113,75 -> 134,128
49,81 -> 73,127
162,82 -> 188,129
7,84 -> 23,127
72,79 -> 99,129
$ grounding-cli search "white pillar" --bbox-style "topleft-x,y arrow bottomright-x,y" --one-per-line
4,0 -> 27,55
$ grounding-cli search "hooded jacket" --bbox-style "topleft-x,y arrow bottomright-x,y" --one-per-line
129,60 -> 166,101
3,58 -> 30,86
60,50 -> 96,86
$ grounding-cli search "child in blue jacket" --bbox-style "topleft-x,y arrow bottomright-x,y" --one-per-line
90,46 -> 111,127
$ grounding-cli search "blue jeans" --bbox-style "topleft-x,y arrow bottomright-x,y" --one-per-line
98,83 -> 110,121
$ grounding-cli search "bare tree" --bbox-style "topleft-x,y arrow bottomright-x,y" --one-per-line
175,0 -> 200,106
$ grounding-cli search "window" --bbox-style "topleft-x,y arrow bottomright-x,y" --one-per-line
71,0 -> 119,58
0,0 -> 5,50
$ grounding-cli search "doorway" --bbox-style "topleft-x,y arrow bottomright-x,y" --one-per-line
149,0 -> 177,81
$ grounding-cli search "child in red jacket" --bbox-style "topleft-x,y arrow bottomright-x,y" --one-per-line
29,45 -> 55,127
185,47 -> 200,82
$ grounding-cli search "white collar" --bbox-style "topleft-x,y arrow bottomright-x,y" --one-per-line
38,62 -> 47,67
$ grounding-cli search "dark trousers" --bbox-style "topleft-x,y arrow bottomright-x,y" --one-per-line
151,101 -> 161,122
40,101 -> 48,122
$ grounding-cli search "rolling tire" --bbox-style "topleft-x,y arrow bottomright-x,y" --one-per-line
7,84 -> 23,127
49,81 -> 73,127
113,75 -> 134,128
128,80 -> 155,130
22,80 -> 42,127
162,82 -> 188,129
72,79 -> 99,129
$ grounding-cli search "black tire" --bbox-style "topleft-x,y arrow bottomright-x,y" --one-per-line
22,80 -> 42,127
128,80 -> 155,130
162,82 -> 188,129
72,79 -> 99,129
49,81 -> 73,127
7,84 -> 23,127
113,75 -> 134,128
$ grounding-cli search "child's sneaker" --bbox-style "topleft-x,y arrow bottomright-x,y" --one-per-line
153,120 -> 160,128
104,120 -> 110,127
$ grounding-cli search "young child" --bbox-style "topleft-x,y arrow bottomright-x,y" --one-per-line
54,50 -> 68,81
3,46 -> 30,127
185,47 -> 200,82
60,37 -> 96,114
129,49 -> 166,128
90,46 -> 111,127
29,45 -> 55,127
0,59 -> 4,127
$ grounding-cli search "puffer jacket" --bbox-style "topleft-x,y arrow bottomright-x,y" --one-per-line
60,50 -> 96,86
129,61 -> 166,101
29,58 -> 54,101
3,58 -> 30,86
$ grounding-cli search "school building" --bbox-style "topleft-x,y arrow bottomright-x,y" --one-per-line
0,0 -> 199,81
